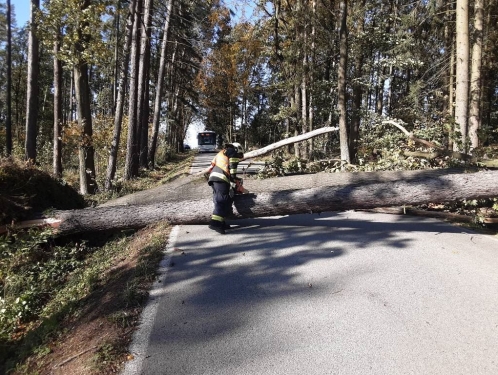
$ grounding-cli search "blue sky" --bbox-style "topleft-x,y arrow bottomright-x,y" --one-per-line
10,0 -> 259,28
11,0 -> 29,27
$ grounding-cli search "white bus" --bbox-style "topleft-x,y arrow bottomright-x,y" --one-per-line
197,131 -> 218,153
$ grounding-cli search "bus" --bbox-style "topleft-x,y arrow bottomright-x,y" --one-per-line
197,131 -> 218,153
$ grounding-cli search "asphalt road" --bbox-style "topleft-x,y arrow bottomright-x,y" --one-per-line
122,210 -> 498,375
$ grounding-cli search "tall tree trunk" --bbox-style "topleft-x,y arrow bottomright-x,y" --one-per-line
468,0 -> 483,151
481,0 -> 496,133
124,0 -> 142,180
308,0 -> 316,158
25,0 -> 40,163
454,0 -> 470,152
137,0 -> 153,169
350,0 -> 366,162
5,0 -> 13,156
337,0 -> 350,164
53,37 -> 63,178
74,62 -> 97,195
73,0 -> 97,195
148,0 -> 174,168
113,1 -> 121,109
444,1 -> 455,150
105,0 -> 137,191
376,66 -> 385,115
69,70 -> 75,122
300,0 -> 309,160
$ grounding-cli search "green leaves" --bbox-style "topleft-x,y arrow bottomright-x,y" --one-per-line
37,0 -> 112,67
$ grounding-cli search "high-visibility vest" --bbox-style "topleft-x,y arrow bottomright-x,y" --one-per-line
208,149 -> 241,184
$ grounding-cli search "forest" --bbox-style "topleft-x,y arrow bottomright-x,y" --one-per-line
1,1 -> 498,373
0,0 -> 497,195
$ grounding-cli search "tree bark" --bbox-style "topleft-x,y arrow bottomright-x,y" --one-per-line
337,0 -> 350,164
349,0 -> 365,162
41,169 -> 498,235
137,0 -> 153,168
73,0 -> 97,195
105,0 -> 136,191
53,36 -> 63,178
469,0 -> 483,150
242,126 -> 339,160
455,0 -> 470,152
74,62 -> 98,195
25,0 -> 40,163
124,0 -> 142,180
148,0 -> 174,168
6,0 -> 13,156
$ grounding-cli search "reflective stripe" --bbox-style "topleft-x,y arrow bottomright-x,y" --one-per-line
212,215 -> 224,222
210,171 -> 229,183
208,150 -> 240,184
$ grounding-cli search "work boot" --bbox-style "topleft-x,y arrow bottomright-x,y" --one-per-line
222,222 -> 232,230
208,220 -> 225,235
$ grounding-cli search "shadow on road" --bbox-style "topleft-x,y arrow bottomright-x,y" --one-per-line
146,211 -> 464,348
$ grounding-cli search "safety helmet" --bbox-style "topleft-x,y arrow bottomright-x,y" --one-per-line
231,142 -> 244,154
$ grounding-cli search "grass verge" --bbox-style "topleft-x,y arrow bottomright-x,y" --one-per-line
0,153 -> 195,374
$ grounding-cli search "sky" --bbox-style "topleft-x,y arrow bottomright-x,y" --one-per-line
9,0 -> 259,28
11,0 -> 29,27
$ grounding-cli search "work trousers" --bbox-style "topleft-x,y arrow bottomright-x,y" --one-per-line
210,181 -> 233,219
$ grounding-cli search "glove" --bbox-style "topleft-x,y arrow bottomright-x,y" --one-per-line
229,182 -> 236,198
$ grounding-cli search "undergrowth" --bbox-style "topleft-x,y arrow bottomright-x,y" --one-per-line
0,152 -> 194,374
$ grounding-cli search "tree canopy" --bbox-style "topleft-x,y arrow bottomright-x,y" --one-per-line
0,0 -> 497,193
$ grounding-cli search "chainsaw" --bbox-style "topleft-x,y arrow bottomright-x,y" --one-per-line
234,177 -> 249,194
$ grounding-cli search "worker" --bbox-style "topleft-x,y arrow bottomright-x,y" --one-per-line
207,142 -> 244,234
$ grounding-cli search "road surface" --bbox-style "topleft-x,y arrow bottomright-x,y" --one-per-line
123,210 -> 498,375
123,154 -> 498,374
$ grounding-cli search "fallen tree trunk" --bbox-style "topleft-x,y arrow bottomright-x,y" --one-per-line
41,168 -> 498,235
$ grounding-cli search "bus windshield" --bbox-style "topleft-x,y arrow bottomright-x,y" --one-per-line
197,132 -> 217,152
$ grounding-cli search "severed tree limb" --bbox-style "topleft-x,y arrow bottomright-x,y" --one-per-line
381,120 -> 487,163
382,120 -> 442,150
241,126 -> 339,160
195,126 -> 339,174
194,125 -> 339,177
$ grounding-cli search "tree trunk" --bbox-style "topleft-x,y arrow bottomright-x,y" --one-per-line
5,0 -> 13,156
124,0 -> 142,180
444,1 -> 455,150
468,0 -> 483,151
349,0 -> 365,162
148,0 -> 174,168
73,0 -> 97,195
74,62 -> 97,195
337,0 -> 350,164
105,0 -> 137,191
455,0 -> 470,152
25,0 -> 40,163
137,0 -> 153,169
53,36 -> 63,178
46,168 -> 498,235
